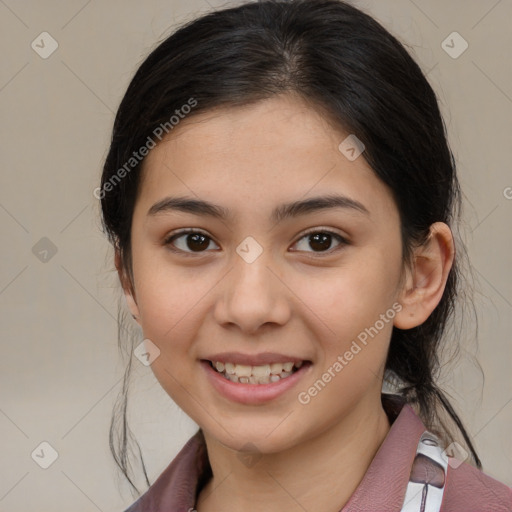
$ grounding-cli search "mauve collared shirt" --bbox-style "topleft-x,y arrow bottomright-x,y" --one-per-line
123,395 -> 512,511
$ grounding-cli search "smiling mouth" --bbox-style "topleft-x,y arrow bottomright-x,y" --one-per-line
207,360 -> 308,384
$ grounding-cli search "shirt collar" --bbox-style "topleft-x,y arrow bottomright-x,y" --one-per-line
341,395 -> 426,511
127,394 -> 426,511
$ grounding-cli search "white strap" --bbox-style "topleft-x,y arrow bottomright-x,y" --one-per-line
400,432 -> 448,512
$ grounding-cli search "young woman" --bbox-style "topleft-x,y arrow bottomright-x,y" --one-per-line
99,1 -> 512,510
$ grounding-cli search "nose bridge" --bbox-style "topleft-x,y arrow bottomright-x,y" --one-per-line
214,237 -> 290,332
233,242 -> 274,294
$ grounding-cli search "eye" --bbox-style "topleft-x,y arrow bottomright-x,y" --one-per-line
163,228 -> 348,256
291,229 -> 348,254
164,229 -> 219,254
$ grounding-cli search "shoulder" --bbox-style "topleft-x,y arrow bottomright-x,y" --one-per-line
442,459 -> 512,512
121,430 -> 208,512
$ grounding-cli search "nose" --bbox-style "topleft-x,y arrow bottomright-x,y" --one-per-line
213,248 -> 291,335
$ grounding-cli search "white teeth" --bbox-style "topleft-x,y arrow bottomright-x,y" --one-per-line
283,362 -> 294,372
224,362 -> 236,375
234,364 -> 252,377
252,364 -> 271,378
211,360 -> 305,384
258,375 -> 270,384
269,363 -> 283,374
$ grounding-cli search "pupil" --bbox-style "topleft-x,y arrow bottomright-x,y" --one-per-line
310,233 -> 331,252
187,233 -> 209,251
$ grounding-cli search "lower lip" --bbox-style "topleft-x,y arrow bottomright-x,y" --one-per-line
200,360 -> 311,405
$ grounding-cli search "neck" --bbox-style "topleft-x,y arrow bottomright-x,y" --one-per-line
196,394 -> 391,512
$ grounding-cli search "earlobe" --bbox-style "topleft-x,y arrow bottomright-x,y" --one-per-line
125,293 -> 141,323
115,249 -> 141,324
393,222 -> 454,330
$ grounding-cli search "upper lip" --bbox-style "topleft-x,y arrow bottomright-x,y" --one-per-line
202,352 -> 308,366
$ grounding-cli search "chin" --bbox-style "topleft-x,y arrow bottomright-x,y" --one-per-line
205,420 -> 305,455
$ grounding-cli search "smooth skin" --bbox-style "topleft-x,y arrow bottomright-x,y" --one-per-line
116,93 -> 454,512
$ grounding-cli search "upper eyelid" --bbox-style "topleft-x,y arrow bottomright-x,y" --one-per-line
164,227 -> 348,251
298,226 -> 348,240
164,227 -> 212,244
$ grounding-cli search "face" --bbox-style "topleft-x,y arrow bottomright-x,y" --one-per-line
123,94 -> 406,454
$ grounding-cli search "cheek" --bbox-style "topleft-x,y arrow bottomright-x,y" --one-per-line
130,248 -> 207,351
137,274 -> 205,343
295,254 -> 401,342
132,264 -> 208,405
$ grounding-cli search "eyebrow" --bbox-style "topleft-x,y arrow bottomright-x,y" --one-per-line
147,194 -> 370,223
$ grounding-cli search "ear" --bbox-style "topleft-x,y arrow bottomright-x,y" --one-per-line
393,222 -> 455,330
115,249 -> 141,324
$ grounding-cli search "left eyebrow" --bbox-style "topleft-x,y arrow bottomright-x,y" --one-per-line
147,193 -> 370,223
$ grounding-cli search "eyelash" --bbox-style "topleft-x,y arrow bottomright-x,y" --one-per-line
163,227 -> 349,257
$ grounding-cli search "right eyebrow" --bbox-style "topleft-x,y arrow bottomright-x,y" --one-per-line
147,193 -> 370,223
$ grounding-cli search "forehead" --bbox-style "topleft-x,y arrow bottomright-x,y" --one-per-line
135,94 -> 397,223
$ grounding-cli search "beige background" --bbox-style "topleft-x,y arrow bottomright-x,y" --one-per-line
0,0 -> 511,510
